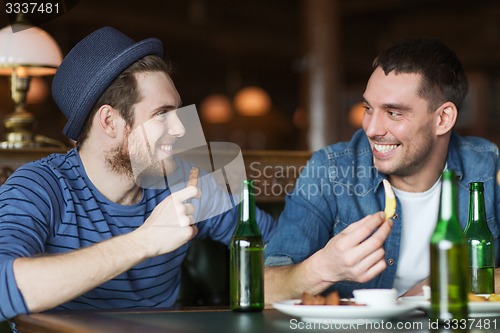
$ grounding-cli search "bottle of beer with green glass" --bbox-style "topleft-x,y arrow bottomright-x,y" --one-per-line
464,181 -> 495,294
230,180 -> 264,312
430,169 -> 468,321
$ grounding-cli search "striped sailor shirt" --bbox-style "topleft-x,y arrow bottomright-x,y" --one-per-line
0,148 -> 275,321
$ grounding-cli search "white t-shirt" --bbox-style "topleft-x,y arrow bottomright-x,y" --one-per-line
392,177 -> 442,295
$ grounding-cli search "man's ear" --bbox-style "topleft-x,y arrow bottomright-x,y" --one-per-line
435,102 -> 457,136
96,105 -> 120,138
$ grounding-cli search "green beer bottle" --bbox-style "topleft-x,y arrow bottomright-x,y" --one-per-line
464,182 -> 495,294
230,180 -> 264,312
430,169 -> 468,321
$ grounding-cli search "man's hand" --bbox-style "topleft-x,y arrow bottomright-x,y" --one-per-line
134,185 -> 200,257
315,212 -> 393,284
265,212 -> 393,303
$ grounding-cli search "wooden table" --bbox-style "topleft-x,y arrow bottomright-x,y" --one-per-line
12,307 -> 463,333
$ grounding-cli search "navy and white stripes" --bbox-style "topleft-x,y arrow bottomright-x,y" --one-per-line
0,148 -> 276,321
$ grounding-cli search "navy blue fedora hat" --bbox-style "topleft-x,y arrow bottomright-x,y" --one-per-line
52,26 -> 164,141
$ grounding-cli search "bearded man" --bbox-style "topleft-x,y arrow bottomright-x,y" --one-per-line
0,26 -> 275,322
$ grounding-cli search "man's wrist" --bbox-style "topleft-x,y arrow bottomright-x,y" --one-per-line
123,229 -> 152,260
305,248 -> 336,289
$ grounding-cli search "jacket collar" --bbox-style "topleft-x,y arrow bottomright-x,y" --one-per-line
446,131 -> 464,180
363,130 -> 464,191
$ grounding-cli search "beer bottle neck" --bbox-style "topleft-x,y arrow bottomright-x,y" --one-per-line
239,182 -> 256,224
432,170 -> 465,243
235,181 -> 262,238
438,175 -> 457,223
468,187 -> 486,224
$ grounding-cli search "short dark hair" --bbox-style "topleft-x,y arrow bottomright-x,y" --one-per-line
78,55 -> 171,145
372,38 -> 468,112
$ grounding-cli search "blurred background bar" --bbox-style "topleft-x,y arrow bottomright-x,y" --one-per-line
1,0 -> 500,150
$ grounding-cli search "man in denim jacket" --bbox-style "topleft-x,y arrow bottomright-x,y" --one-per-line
264,38 -> 500,302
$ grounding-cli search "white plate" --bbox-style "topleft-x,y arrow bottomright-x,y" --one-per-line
273,299 -> 419,323
399,296 -> 500,317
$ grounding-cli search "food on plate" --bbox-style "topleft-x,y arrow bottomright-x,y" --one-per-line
487,294 -> 500,302
325,290 -> 340,305
299,291 -> 362,306
467,293 -> 500,302
301,292 -> 330,305
382,179 -> 396,220
187,167 -> 199,187
424,289 -> 500,303
468,293 -> 488,302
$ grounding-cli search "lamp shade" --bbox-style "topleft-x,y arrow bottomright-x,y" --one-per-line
0,23 -> 62,76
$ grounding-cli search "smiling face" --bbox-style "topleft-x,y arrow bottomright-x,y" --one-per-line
106,71 -> 184,185
362,67 -> 440,181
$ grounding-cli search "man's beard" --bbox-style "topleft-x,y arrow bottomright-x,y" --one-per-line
105,128 -> 176,188
373,125 -> 435,178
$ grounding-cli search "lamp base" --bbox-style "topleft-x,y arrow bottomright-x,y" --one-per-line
0,133 -> 36,149
0,106 -> 36,148
1,109 -> 67,149
2,108 -> 37,148
0,134 -> 68,149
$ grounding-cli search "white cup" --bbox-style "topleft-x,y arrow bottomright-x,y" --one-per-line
352,288 -> 397,306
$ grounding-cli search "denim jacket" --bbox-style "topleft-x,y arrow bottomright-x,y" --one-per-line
264,129 -> 500,298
